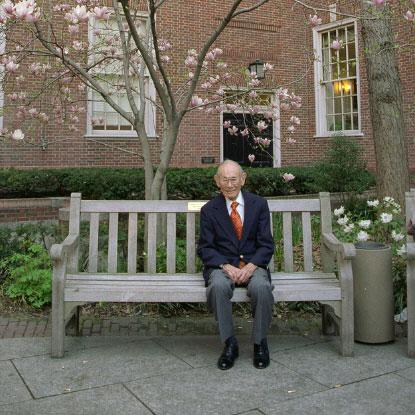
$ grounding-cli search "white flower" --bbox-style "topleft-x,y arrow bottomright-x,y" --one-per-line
11,129 -> 24,140
380,213 -> 393,223
343,224 -> 355,233
367,199 -> 379,207
397,244 -> 406,257
337,216 -> 349,226
357,231 -> 369,241
391,230 -> 404,242
358,220 -> 371,229
334,206 -> 345,216
383,196 -> 394,204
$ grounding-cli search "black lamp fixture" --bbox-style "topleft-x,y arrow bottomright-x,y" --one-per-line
248,59 -> 265,80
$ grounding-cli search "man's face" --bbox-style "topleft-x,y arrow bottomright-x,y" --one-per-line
214,163 -> 246,201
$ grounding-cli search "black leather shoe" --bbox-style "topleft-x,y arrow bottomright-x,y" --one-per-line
253,338 -> 270,369
217,341 -> 239,370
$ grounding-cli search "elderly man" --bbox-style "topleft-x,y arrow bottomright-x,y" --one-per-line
197,160 -> 275,370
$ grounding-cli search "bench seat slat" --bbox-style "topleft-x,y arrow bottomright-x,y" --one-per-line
64,285 -> 341,302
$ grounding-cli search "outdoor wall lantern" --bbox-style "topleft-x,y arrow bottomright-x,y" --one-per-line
248,59 -> 265,79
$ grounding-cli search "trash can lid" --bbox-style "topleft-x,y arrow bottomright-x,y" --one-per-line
355,241 -> 387,250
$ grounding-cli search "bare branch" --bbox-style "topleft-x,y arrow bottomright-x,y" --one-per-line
232,0 -> 270,18
292,0 -> 357,19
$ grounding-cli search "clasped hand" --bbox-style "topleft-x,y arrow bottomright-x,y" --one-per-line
222,263 -> 257,285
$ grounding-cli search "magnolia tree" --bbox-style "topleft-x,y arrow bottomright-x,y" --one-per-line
0,0 -> 413,203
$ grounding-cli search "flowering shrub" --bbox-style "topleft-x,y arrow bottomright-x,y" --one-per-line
333,196 -> 406,256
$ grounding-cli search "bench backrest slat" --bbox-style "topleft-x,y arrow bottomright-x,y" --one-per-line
186,213 -> 196,273
108,213 -> 119,273
302,211 -> 313,271
88,212 -> 100,272
268,199 -> 320,212
406,190 -> 415,243
167,213 -> 177,273
128,213 -> 138,273
68,193 -> 81,272
283,212 -> 294,272
268,212 -> 275,272
147,213 -> 157,273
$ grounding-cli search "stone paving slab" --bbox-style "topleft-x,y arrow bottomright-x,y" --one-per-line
272,338 -> 415,387
0,384 -> 152,415
0,361 -> 32,406
12,339 -> 191,398
125,360 -> 326,415
259,373 -> 415,415
395,365 -> 415,383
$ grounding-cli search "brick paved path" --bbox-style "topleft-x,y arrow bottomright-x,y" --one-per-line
0,313 -> 324,339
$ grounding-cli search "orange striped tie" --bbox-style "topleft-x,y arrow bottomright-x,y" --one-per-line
230,201 -> 243,240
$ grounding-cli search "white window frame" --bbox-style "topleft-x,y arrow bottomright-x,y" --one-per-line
313,18 -> 363,138
85,14 -> 156,139
220,91 -> 280,168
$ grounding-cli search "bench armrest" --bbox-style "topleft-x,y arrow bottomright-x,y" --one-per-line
50,234 -> 79,263
407,241 -> 415,261
322,232 -> 356,260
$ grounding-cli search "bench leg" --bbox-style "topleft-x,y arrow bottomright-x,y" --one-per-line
51,264 -> 65,358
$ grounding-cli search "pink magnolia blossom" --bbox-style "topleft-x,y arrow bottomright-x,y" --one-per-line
290,116 -> 300,125
263,111 -> 273,120
253,136 -> 261,144
249,78 -> 260,87
309,14 -> 322,26
222,72 -> 231,80
331,39 -> 343,50
287,125 -> 295,133
209,75 -> 220,84
282,173 -> 295,183
11,129 -> 24,140
72,41 -> 84,51
287,137 -> 297,144
371,0 -> 386,7
212,48 -> 223,57
260,138 -> 271,147
185,55 -> 197,67
228,126 -> 238,135
216,62 -> 228,70
263,62 -> 274,71
187,48 -> 197,57
5,60 -> 19,73
205,51 -> 215,61
69,24 -> 79,34
93,6 -> 111,20
404,10 -> 414,21
2,0 -> 15,16
53,4 -> 71,12
158,39 -> 172,52
28,108 -> 38,117
191,95 -> 203,107
249,90 -> 258,98
226,104 -> 238,112
188,72 -> 194,79
241,128 -> 249,137
14,0 -> 39,22
8,92 -> 18,101
223,120 -> 231,128
257,120 -> 268,132
38,113 -> 49,122
201,82 -> 211,90
160,55 -> 170,63
216,88 -> 225,96
280,102 -> 290,111
248,154 -> 255,163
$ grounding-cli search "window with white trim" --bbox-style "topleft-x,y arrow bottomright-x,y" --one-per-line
0,28 -> 5,131
314,20 -> 361,136
87,13 -> 156,137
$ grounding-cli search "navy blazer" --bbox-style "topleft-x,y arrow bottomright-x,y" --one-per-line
197,191 -> 275,285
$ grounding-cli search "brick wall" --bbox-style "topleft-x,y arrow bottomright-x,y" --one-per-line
0,0 -> 413,171
0,198 -> 69,223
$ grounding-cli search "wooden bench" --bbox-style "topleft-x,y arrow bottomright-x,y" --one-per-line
406,189 -> 415,358
50,192 -> 356,358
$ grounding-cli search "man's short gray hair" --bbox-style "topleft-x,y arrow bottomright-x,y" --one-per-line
216,159 -> 245,176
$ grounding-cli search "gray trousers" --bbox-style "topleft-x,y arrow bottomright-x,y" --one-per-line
206,268 -> 274,344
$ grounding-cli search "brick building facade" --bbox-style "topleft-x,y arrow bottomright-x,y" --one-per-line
0,0 -> 413,171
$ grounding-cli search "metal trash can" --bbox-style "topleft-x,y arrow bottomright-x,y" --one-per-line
352,241 -> 394,343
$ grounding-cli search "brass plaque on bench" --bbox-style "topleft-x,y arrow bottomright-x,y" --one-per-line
187,201 -> 207,212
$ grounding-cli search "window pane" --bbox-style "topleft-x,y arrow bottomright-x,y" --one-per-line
329,30 -> 337,42
348,42 -> 356,60
326,98 -> 334,115
338,28 -> 346,43
352,95 -> 358,111
343,97 -> 351,113
333,81 -> 342,97
332,63 -> 339,79
344,114 -> 352,130
334,97 -> 342,113
339,47 -> 346,62
347,26 -> 355,42
334,115 -> 343,130
327,115 -> 335,131
322,32 -> 329,48
349,60 -> 357,77
339,61 -> 347,78
326,82 -> 334,99
353,113 -> 359,130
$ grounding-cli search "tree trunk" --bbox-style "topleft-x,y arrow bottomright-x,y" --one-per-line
360,5 -> 409,206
